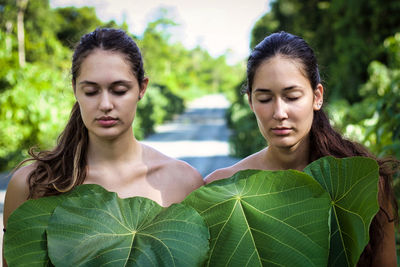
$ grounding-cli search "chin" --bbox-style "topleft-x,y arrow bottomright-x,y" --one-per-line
269,138 -> 298,150
90,128 -> 123,140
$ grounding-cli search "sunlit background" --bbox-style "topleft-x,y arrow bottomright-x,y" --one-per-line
1,0 -> 400,260
50,0 -> 270,65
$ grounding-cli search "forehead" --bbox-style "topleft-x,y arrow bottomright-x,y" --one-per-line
81,49 -> 129,68
253,56 -> 310,88
77,49 -> 136,81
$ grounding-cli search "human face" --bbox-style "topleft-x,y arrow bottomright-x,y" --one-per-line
74,49 -> 147,141
249,56 -> 323,150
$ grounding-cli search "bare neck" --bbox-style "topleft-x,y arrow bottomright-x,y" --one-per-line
264,138 -> 310,171
87,129 -> 142,166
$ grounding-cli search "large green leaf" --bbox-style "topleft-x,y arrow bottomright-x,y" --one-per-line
304,156 -> 380,266
184,169 -> 332,266
4,195 -> 62,267
3,184 -> 109,266
46,184 -> 209,266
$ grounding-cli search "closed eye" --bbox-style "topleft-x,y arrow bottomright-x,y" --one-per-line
112,90 -> 127,96
258,98 -> 271,103
85,91 -> 97,96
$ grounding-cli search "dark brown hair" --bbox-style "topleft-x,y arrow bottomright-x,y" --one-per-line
17,28 -> 145,198
246,31 -> 399,266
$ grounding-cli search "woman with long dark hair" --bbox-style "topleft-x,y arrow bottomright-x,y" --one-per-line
3,28 -> 204,252
205,31 -> 398,266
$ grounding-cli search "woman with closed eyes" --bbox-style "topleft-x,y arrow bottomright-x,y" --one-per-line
205,31 -> 398,266
3,28 -> 204,266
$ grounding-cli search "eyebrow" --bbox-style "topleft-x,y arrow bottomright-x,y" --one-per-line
78,80 -> 133,86
254,86 -> 299,93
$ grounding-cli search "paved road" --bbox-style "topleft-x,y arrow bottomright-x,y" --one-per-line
0,94 -> 240,261
142,94 -> 240,177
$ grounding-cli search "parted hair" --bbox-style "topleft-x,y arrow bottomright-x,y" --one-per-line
246,31 -> 399,266
17,28 -> 145,198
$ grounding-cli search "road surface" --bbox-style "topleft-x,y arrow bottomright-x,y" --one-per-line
142,93 -> 240,177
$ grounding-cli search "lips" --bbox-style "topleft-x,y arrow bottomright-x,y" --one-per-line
97,116 -> 118,127
271,127 -> 292,135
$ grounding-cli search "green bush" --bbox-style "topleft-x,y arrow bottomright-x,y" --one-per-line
327,33 -> 400,159
0,63 -> 74,171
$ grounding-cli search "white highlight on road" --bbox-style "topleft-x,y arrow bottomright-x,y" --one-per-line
142,140 -> 230,158
187,94 -> 231,109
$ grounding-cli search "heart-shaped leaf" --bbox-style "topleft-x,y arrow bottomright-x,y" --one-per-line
184,169 -> 332,266
46,184 -> 209,266
304,156 -> 380,266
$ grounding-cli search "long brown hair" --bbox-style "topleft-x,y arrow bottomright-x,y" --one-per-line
17,28 -> 146,198
246,31 -> 399,266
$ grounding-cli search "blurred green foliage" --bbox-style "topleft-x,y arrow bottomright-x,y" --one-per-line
139,15 -> 243,101
327,33 -> 400,159
0,62 -> 74,170
0,1 -> 242,171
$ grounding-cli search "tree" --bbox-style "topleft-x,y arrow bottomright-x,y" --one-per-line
54,6 -> 103,48
16,0 -> 28,66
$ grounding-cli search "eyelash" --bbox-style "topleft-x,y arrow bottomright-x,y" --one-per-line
84,90 -> 127,96
257,96 -> 299,103
85,91 -> 97,96
113,90 -> 127,96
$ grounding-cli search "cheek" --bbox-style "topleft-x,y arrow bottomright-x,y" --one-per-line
76,97 -> 93,124
292,104 -> 314,130
123,99 -> 139,120
78,103 -> 90,124
252,104 -> 271,120
291,98 -> 314,116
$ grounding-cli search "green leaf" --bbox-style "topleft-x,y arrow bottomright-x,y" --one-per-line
3,184 -> 108,266
304,156 -> 380,266
46,185 -> 209,266
184,169 -> 332,267
4,195 -> 63,267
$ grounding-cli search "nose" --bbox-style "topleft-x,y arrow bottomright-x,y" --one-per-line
272,99 -> 288,121
99,92 -> 113,112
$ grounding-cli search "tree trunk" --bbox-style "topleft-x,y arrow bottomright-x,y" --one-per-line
17,0 -> 29,67
5,21 -> 13,55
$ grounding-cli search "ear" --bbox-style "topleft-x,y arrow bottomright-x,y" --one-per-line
247,92 -> 254,111
313,83 -> 324,110
139,77 -> 149,100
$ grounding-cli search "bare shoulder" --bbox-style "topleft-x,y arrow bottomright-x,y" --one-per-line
168,158 -> 204,188
141,143 -> 204,189
204,167 -> 236,184
3,164 -> 34,226
205,150 -> 267,184
205,159 -> 254,185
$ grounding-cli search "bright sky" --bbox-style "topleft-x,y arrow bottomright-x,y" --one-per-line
50,0 -> 270,64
